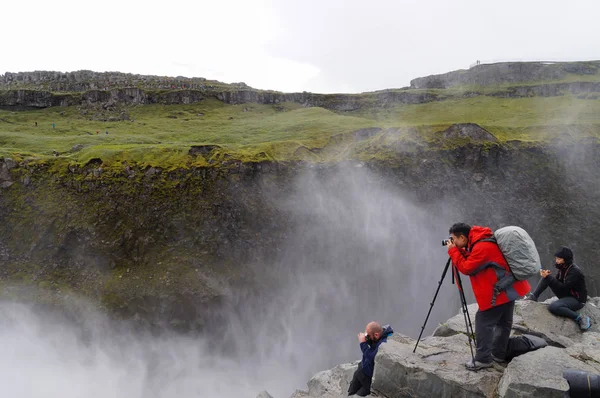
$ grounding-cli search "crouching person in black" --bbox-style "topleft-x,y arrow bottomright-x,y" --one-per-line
525,246 -> 591,330
348,322 -> 393,397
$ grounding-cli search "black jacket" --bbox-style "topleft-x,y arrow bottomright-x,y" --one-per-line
546,263 -> 587,303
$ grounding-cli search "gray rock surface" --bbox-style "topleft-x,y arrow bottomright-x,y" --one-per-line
497,346 -> 600,397
307,361 -> 358,397
289,389 -> 309,398
434,299 -> 600,347
374,334 -> 502,398
513,298 -> 600,347
409,61 -> 600,89
298,298 -> 600,397
256,391 -> 274,398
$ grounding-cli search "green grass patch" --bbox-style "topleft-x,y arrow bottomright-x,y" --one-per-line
1,95 -> 600,167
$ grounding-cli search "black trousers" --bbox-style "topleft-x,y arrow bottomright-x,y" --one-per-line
348,363 -> 372,397
532,278 -> 584,319
475,300 -> 514,363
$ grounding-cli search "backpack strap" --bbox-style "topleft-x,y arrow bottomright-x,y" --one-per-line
471,236 -> 516,279
471,237 -> 497,248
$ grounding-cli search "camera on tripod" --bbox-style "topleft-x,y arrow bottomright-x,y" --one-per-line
442,237 -> 453,246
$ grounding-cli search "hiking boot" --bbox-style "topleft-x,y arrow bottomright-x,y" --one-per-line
465,359 -> 493,371
577,315 -> 591,331
492,355 -> 507,364
523,293 -> 538,302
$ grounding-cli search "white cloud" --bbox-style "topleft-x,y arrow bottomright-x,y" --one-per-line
1,0 -> 599,93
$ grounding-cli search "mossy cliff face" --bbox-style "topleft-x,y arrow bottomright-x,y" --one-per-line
1,142 -> 600,329
0,159 -> 291,330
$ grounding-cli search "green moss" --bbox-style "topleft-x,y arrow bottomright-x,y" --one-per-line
1,92 -> 600,168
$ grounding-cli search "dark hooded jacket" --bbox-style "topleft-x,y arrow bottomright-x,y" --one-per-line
546,263 -> 587,303
360,325 -> 393,378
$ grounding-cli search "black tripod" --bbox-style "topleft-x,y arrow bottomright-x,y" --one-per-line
413,258 -> 476,363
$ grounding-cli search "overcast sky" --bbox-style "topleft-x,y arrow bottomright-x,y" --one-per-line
2,0 -> 599,93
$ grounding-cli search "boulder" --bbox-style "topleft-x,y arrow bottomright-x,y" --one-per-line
374,334 -> 502,398
565,332 -> 600,363
434,299 -> 600,348
290,297 -> 600,398
307,361 -> 358,397
497,346 -> 600,397
432,303 -> 481,337
513,299 -> 600,347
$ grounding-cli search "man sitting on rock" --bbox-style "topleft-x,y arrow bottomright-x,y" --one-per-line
347,321 -> 393,397
524,246 -> 591,330
446,223 -> 531,371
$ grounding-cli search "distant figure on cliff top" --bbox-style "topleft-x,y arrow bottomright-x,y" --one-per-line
52,123 -> 55,129
105,130 -> 108,134
96,130 -> 99,135
34,121 -> 37,127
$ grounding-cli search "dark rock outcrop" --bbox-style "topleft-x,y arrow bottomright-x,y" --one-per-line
439,123 -> 498,142
410,61 -> 600,89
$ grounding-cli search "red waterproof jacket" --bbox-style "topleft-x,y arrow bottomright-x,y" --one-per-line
448,226 -> 531,311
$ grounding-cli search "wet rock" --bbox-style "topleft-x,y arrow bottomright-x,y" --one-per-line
498,346 -> 600,397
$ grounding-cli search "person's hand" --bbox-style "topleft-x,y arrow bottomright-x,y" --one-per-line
446,239 -> 456,250
540,269 -> 551,278
358,332 -> 366,343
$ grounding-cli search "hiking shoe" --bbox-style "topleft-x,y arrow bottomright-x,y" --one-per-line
523,293 -> 538,302
465,359 -> 493,371
492,355 -> 507,364
577,315 -> 591,331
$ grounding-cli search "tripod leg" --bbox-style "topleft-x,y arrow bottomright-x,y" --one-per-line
455,270 -> 476,363
413,258 -> 452,353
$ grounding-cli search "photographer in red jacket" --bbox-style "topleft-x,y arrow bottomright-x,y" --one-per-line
446,223 -> 531,371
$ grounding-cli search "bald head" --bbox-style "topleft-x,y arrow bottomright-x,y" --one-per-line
366,321 -> 382,334
365,321 -> 383,343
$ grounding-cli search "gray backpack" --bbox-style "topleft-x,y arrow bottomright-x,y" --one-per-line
478,226 -> 541,305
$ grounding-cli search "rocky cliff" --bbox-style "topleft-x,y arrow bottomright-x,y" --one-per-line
2,138 -> 600,330
287,297 -> 600,397
410,61 -> 600,89
2,65 -> 600,113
